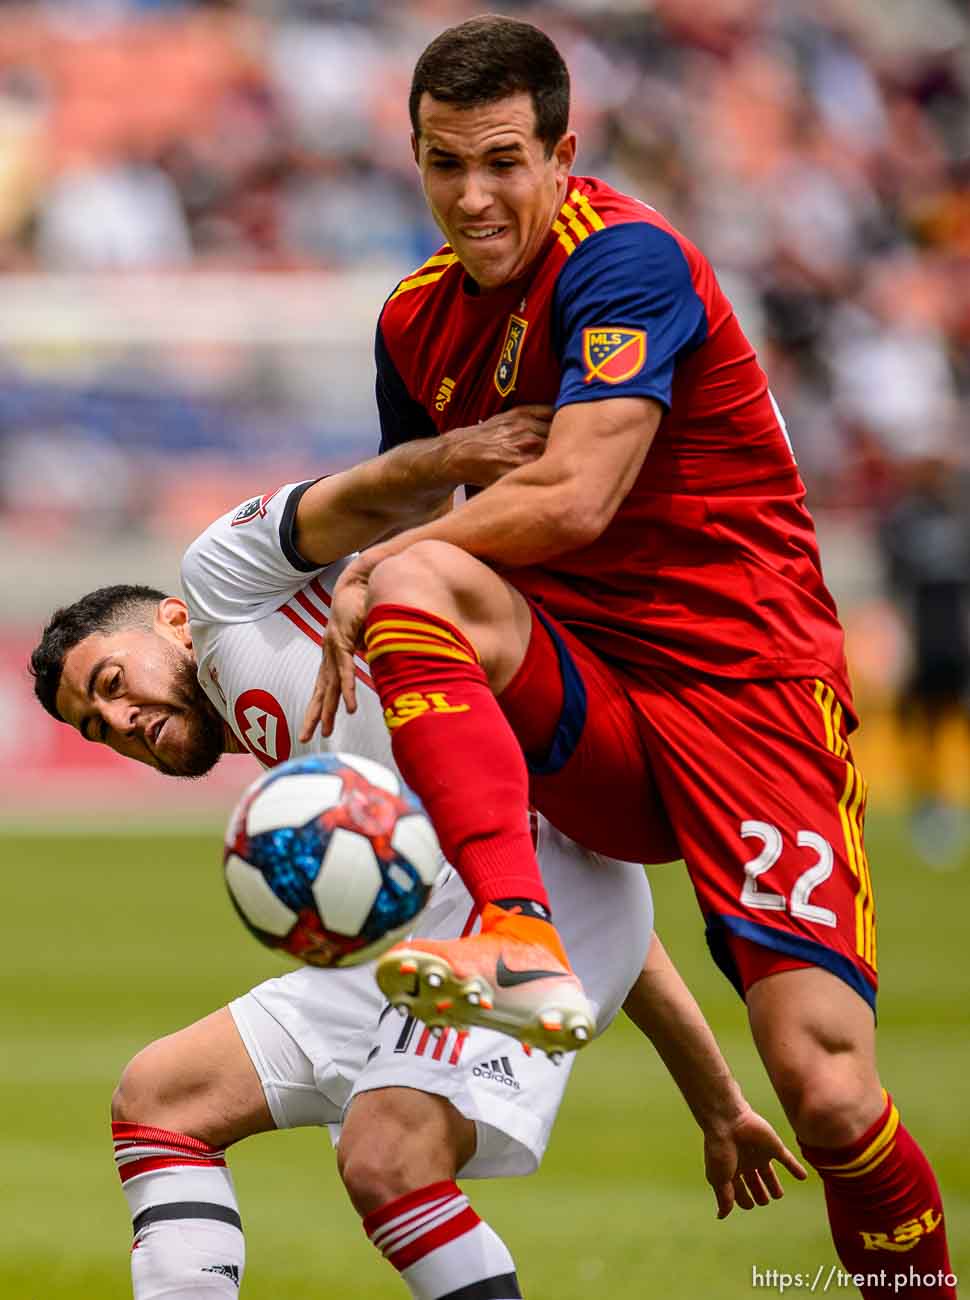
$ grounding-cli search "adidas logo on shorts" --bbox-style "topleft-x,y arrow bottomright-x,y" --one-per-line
473,1057 -> 520,1090
202,1264 -> 240,1286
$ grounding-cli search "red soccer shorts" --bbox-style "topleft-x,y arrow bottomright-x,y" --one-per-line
499,605 -> 877,1009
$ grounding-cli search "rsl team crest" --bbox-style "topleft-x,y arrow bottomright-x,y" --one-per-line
582,328 -> 647,384
494,314 -> 529,396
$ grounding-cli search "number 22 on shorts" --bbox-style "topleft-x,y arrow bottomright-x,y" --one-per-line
739,820 -> 837,927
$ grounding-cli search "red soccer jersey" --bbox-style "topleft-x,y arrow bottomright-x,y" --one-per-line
376,176 -> 852,707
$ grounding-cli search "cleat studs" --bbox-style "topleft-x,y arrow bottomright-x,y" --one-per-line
540,1017 -> 563,1032
394,1002 -> 408,1016
479,998 -> 493,1011
521,1043 -> 533,1057
399,960 -> 418,975
426,972 -> 443,989
435,998 -> 453,1012
465,990 -> 481,1006
572,1025 -> 590,1043
548,1050 -> 564,1066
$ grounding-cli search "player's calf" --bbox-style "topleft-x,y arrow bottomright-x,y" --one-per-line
112,1120 -> 245,1299
341,1089 -> 522,1299
748,967 -> 954,1300
110,1010 -> 273,1299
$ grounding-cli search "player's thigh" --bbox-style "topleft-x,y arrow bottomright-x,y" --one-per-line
640,674 -> 878,1009
500,604 -> 678,862
113,1007 -> 274,1146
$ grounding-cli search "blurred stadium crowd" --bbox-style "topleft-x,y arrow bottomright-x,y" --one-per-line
0,0 -> 966,826
1,0 -> 968,491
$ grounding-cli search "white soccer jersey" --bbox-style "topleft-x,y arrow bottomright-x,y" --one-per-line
181,483 -> 654,1175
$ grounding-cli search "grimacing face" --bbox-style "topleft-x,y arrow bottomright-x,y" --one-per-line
413,91 -> 576,291
54,598 -> 225,778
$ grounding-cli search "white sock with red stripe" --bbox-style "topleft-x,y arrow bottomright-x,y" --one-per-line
112,1121 -> 244,1296
363,1180 -> 521,1300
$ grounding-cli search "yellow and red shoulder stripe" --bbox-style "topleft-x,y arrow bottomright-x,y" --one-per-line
553,187 -> 606,256
388,250 -> 460,302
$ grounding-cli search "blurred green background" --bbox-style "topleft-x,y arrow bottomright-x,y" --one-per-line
2,813 -> 966,1299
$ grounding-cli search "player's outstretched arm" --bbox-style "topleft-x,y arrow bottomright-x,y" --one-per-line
292,405 -> 554,568
622,936 -> 807,1219
300,395 -> 660,738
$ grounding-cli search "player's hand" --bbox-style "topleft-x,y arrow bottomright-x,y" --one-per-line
702,1103 -> 807,1219
300,557 -> 372,741
443,405 -> 553,486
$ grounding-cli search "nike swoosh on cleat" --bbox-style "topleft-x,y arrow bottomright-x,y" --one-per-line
495,955 -> 569,988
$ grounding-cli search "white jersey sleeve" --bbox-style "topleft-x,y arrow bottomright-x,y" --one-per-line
181,481 -> 337,627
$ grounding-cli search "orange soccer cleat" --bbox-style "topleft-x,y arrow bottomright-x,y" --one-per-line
375,904 -> 596,1060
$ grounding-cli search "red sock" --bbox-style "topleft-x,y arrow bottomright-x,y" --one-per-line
800,1093 -> 955,1298
363,603 -> 548,913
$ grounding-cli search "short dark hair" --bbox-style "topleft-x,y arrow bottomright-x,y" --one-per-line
409,15 -> 570,156
29,584 -> 167,722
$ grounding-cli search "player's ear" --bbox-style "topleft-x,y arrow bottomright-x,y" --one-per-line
156,597 -> 192,647
552,131 -> 577,178
410,130 -> 420,166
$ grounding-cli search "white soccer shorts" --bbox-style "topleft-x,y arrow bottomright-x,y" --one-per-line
228,849 -> 652,1178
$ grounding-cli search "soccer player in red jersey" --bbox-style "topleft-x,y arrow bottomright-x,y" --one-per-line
302,17 -> 955,1295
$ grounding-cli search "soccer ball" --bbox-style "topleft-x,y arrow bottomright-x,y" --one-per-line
223,753 -> 442,967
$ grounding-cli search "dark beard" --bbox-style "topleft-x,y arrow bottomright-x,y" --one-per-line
162,656 -> 226,779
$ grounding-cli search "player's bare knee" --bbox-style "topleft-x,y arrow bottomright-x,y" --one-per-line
771,1054 -> 883,1147
367,541 -> 467,613
337,1129 -> 416,1216
367,542 -> 529,684
337,1108 -> 453,1216
111,1033 -> 239,1145
748,967 -> 883,1144
753,1023 -> 882,1145
112,1040 -> 174,1127
338,1089 -> 473,1217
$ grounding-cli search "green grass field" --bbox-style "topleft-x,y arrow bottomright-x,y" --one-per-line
2,814 -> 967,1299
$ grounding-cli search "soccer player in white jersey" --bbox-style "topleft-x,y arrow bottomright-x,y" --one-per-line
31,416 -> 804,1299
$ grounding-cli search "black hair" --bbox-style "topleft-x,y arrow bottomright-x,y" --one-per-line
29,584 -> 167,721
409,14 -> 570,156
